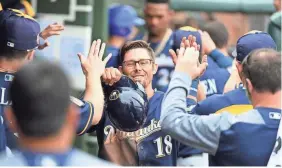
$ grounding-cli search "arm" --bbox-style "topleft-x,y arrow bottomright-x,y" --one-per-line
208,49 -> 232,68
223,60 -> 241,93
160,72 -> 232,155
77,40 -> 112,126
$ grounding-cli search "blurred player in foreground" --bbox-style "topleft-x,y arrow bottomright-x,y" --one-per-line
160,36 -> 281,165
0,61 -> 113,166
0,8 -> 111,156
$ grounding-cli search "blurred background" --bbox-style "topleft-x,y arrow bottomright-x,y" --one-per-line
0,0 -> 280,156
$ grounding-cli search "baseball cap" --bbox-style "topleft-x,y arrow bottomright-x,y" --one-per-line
0,8 -> 40,52
109,4 -> 145,37
172,26 -> 202,53
232,31 -> 277,62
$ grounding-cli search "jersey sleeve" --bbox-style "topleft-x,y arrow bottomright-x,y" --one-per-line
209,49 -> 232,68
70,96 -> 94,136
160,72 -> 234,155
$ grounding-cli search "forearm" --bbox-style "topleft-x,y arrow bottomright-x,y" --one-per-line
160,72 -> 220,154
84,75 -> 104,125
209,49 -> 232,68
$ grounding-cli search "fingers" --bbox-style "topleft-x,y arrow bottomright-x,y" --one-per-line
103,53 -> 112,65
202,55 -> 208,64
198,61 -> 208,76
89,40 -> 96,57
99,43 -> 106,59
169,49 -> 177,65
94,39 -> 101,57
102,68 -> 121,86
77,53 -> 85,64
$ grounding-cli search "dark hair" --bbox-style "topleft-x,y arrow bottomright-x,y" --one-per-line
242,48 -> 281,94
203,21 -> 229,49
119,40 -> 155,65
0,47 -> 29,60
10,61 -> 71,137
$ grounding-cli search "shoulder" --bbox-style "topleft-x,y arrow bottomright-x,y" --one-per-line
68,149 -> 116,166
218,109 -> 264,131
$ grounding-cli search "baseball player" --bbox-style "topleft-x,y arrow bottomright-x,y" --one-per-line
82,40 -> 208,166
160,36 -> 281,166
106,4 -> 144,68
189,31 -> 277,117
0,61 -> 114,166
0,8 -> 109,155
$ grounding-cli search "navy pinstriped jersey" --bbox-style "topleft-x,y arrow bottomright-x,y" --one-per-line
0,72 -> 14,154
88,91 -> 180,166
200,57 -> 230,97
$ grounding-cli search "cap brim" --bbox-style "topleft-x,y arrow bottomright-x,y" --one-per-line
134,17 -> 145,26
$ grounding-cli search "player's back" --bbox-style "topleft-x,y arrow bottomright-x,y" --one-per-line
211,107 -> 281,166
0,72 -> 14,153
200,57 -> 230,97
0,149 -> 115,166
192,84 -> 252,116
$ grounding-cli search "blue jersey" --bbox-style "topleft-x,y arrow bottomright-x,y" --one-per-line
0,149 -> 113,166
192,85 -> 253,115
88,91 -> 180,166
105,45 -> 120,68
200,57 -> 230,97
0,72 -> 14,154
160,73 -> 282,166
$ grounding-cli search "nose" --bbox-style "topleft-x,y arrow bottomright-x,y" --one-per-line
135,62 -> 142,71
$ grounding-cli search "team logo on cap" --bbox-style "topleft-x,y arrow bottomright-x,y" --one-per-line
7,42 -> 14,48
109,90 -> 120,101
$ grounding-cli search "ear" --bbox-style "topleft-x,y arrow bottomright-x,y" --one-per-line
245,78 -> 253,93
235,61 -> 242,73
153,63 -> 158,75
4,107 -> 18,134
118,66 -> 123,73
66,104 -> 79,130
169,9 -> 175,18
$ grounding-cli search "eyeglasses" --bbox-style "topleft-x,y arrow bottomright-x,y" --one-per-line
122,59 -> 153,69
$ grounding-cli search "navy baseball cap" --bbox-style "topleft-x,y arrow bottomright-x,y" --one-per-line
109,4 -> 145,37
232,31 -> 277,62
0,8 -> 40,51
172,26 -> 202,53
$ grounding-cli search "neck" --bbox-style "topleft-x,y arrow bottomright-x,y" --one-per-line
218,48 -> 229,56
0,58 -> 26,73
108,36 -> 126,49
148,29 -> 169,43
19,129 -> 73,154
252,90 -> 281,109
145,85 -> 155,100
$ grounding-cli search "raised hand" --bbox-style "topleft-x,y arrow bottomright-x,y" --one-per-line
38,22 -> 65,50
198,30 -> 216,55
169,35 -> 200,65
77,39 -> 112,78
175,38 -> 208,79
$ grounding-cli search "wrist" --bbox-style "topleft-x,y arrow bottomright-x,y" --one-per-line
206,47 -> 216,55
39,32 -> 47,40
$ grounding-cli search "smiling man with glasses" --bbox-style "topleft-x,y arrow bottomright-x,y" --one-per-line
84,40 -> 201,166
